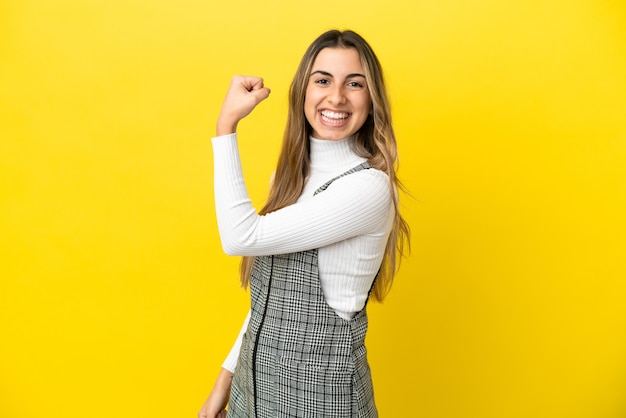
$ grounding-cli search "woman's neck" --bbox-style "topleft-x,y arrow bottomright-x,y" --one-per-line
309,136 -> 363,171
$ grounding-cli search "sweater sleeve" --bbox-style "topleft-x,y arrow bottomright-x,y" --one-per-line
212,133 -> 393,256
222,311 -> 250,373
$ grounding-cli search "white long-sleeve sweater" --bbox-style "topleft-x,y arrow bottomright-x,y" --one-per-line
212,133 -> 394,372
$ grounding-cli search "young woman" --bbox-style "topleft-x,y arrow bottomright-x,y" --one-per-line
199,29 -> 409,418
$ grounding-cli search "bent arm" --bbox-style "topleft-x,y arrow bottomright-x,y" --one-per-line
212,134 -> 393,256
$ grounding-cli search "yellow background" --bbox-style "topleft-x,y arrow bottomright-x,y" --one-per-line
1,0 -> 625,417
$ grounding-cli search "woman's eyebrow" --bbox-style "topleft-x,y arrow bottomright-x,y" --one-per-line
310,70 -> 333,78
310,70 -> 366,79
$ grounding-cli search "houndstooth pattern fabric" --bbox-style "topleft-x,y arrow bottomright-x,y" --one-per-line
311,162 -> 371,195
228,162 -> 378,418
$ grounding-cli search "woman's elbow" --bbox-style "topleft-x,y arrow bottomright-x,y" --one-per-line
220,239 -> 241,256
220,235 -> 254,256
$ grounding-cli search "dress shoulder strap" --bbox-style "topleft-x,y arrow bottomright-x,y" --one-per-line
313,162 -> 372,196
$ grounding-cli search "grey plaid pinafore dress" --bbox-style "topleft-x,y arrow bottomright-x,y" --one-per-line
227,162 -> 378,418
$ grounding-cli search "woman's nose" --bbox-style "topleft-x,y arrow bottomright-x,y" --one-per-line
327,85 -> 346,105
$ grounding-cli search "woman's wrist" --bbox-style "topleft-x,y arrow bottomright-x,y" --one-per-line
216,116 -> 238,136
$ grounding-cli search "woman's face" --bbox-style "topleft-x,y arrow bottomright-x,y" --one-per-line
304,47 -> 372,141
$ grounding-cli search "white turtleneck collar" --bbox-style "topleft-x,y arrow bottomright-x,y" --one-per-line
309,136 -> 367,172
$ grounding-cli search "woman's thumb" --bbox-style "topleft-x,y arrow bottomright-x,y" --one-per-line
252,87 -> 271,103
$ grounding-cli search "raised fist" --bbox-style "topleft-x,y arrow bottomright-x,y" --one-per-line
216,75 -> 271,135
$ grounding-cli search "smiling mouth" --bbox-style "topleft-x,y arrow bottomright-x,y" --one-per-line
320,110 -> 350,125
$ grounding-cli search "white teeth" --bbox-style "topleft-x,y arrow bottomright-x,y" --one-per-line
321,111 -> 349,122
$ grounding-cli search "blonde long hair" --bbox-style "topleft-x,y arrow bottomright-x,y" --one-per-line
240,29 -> 410,302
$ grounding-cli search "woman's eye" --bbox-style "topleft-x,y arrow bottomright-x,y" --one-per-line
315,79 -> 330,85
347,81 -> 364,88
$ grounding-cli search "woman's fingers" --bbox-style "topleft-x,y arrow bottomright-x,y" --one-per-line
216,75 -> 271,135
